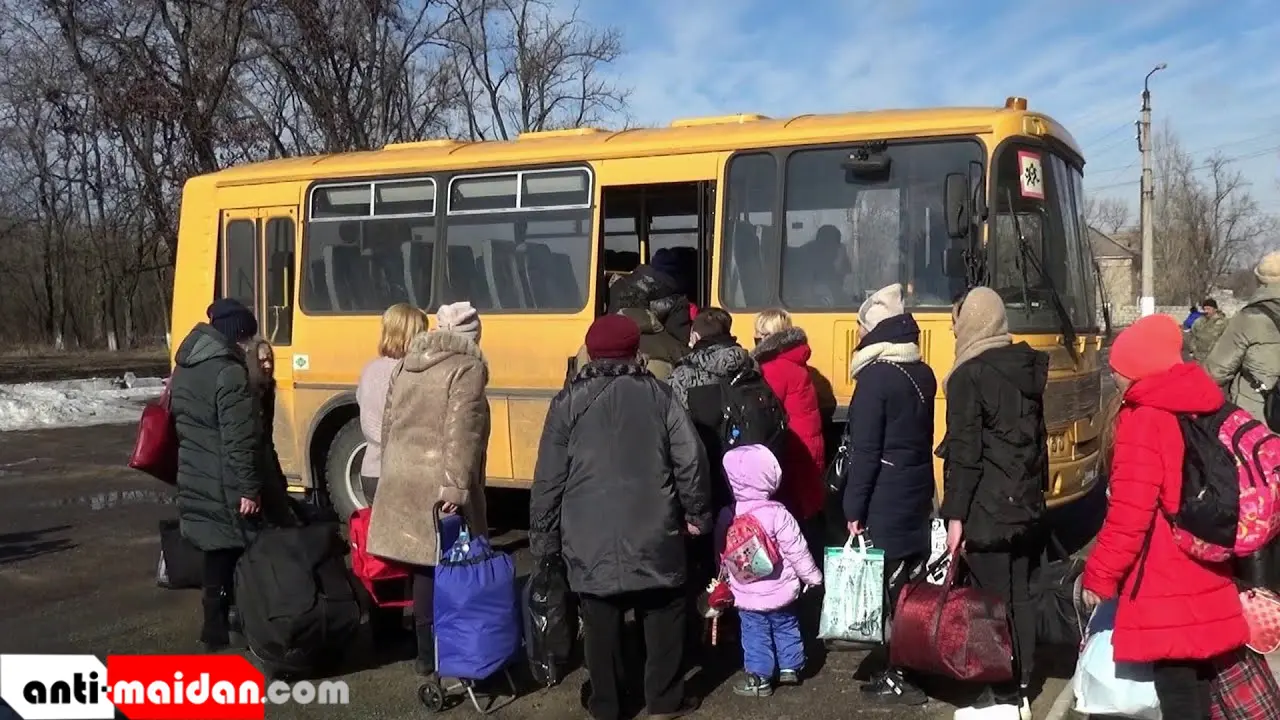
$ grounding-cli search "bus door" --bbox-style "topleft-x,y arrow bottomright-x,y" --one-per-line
217,207 -> 302,480
594,155 -> 720,318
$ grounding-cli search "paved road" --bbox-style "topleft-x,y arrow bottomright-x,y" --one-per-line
0,424 -> 1103,719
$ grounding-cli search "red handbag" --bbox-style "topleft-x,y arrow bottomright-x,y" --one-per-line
889,548 -> 1014,683
128,379 -> 178,484
349,507 -> 412,607
1240,587 -> 1280,654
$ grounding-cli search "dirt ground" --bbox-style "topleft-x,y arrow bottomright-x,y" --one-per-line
0,348 -> 169,384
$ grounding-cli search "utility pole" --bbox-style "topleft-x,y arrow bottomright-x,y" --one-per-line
1139,62 -> 1167,317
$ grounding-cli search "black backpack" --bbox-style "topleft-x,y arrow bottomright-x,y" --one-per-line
1239,302 -> 1280,433
235,521 -> 369,679
718,369 -> 788,453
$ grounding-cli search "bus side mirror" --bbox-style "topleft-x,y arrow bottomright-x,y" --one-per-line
944,247 -> 968,279
945,172 -> 971,239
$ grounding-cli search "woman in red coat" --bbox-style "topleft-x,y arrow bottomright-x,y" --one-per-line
751,310 -> 825,535
1082,314 -> 1251,718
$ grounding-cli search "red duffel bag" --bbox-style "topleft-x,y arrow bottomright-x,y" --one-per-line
889,548 -> 1014,683
128,378 -> 178,484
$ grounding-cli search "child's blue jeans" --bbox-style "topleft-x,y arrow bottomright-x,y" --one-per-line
739,605 -> 804,678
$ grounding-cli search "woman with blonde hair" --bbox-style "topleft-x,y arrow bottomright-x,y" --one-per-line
368,301 -> 491,676
750,308 -> 825,540
356,303 -> 428,505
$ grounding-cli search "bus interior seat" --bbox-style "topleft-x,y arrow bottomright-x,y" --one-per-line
368,245 -> 405,308
604,249 -> 640,273
308,260 -> 333,312
401,240 -> 433,308
471,256 -> 494,308
513,243 -> 540,308
730,220 -> 766,303
481,239 -> 527,309
549,251 -> 581,309
517,243 -> 556,308
445,245 -> 490,308
322,245 -> 355,310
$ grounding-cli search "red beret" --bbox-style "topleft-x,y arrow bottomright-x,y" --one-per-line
585,314 -> 641,361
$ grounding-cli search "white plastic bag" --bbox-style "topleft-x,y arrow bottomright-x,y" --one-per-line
818,536 -> 885,643
1072,602 -> 1161,719
926,518 -> 949,586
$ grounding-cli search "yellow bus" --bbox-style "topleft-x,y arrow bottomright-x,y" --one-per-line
171,96 -> 1104,521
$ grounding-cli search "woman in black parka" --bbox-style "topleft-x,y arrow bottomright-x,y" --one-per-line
841,283 -> 937,707
170,299 -> 263,652
938,287 -> 1049,719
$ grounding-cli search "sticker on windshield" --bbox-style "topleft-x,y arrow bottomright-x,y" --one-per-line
1018,151 -> 1045,200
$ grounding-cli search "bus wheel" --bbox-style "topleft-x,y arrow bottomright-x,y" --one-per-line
325,419 -> 368,522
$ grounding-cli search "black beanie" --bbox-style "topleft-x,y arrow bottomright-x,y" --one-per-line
207,298 -> 258,342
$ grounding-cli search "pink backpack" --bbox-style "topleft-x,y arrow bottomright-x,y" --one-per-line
1173,405 -> 1280,561
721,513 -> 782,584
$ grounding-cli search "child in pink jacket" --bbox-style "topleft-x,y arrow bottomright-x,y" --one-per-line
715,444 -> 823,698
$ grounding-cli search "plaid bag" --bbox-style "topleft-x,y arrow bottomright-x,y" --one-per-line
1211,648 -> 1280,719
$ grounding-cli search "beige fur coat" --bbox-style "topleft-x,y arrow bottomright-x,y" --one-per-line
366,330 -> 491,566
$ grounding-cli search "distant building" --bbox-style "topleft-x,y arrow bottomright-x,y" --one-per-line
1089,226 -> 1138,316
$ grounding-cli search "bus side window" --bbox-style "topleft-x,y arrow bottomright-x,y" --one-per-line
265,217 -> 295,345
224,219 -> 258,312
721,153 -> 777,309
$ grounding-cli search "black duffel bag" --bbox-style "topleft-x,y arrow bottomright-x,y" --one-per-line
235,519 -> 369,679
156,519 -> 203,590
1030,535 -> 1088,648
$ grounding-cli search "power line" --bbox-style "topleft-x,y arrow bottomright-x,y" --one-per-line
1086,144 -> 1280,192
1082,121 -> 1135,149
1087,130 -> 1280,176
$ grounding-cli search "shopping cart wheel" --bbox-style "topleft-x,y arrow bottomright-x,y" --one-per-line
417,680 -> 445,712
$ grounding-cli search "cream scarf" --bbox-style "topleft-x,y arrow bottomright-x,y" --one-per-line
849,341 -> 922,379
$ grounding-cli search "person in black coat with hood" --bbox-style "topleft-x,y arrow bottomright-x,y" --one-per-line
608,255 -> 695,346
841,283 -> 937,707
170,298 -> 263,652
938,287 -> 1048,719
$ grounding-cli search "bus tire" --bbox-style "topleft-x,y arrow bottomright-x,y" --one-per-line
325,418 -> 368,523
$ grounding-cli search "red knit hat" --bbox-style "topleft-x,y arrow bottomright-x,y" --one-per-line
1109,314 -> 1184,381
585,314 -> 641,361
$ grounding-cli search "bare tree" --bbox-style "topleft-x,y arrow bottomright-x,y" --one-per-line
245,0 -> 458,152
0,0 -> 632,349
1150,124 -> 1279,304
1083,195 -> 1130,235
443,0 -> 629,140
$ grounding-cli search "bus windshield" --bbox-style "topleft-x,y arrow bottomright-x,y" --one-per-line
989,144 -> 1097,334
762,139 -> 983,310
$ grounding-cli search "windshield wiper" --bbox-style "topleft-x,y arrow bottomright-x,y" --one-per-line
1004,189 -> 1079,362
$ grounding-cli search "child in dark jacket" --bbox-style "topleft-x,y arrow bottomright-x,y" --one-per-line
715,445 -> 823,698
938,287 -> 1048,720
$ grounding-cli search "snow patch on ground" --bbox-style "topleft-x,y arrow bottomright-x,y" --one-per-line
0,373 -> 164,432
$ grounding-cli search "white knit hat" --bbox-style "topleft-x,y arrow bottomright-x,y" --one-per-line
436,301 -> 481,344
858,283 -> 905,332
1257,251 -> 1280,286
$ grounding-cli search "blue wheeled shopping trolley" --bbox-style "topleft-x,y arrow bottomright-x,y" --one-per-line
417,505 -> 522,714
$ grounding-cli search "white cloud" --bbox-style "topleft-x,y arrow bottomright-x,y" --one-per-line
601,0 -> 1280,231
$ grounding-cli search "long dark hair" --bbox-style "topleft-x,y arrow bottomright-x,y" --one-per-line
243,338 -> 276,397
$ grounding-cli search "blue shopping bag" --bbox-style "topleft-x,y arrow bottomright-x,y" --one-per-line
434,521 -> 522,681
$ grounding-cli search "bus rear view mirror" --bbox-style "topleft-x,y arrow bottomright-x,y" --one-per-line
944,247 -> 968,279
945,172 -> 971,239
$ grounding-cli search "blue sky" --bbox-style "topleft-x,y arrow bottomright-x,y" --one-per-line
583,0 -> 1280,229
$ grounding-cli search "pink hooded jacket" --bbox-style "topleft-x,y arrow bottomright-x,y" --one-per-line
714,445 -> 823,612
